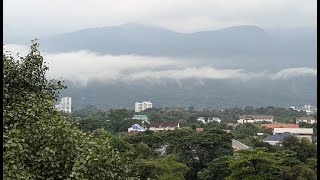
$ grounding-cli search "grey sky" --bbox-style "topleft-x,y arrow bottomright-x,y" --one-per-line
4,0 -> 316,37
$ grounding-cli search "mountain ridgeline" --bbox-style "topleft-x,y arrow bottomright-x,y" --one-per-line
6,24 -> 316,109
36,24 -> 315,61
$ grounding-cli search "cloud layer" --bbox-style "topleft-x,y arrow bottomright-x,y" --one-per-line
4,44 -> 317,87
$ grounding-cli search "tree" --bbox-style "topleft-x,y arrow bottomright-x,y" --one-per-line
277,150 -> 317,180
133,154 -> 189,180
227,148 -> 282,180
162,128 -> 234,179
232,123 -> 259,139
282,136 -> 317,163
197,156 -> 232,180
134,142 -> 154,159
244,106 -> 255,114
69,130 -> 134,179
3,42 -> 134,179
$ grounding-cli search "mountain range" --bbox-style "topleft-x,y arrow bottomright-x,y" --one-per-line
4,24 -> 316,109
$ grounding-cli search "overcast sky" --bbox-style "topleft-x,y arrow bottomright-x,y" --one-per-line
4,0 -> 316,37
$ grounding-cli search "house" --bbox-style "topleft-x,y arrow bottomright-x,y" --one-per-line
237,115 -> 274,124
132,115 -> 148,121
197,117 -> 206,124
256,129 -> 265,136
207,117 -> 222,123
148,121 -> 180,132
196,128 -> 204,132
261,124 -> 299,129
263,132 -> 292,145
297,117 -> 317,124
226,123 -> 237,130
232,139 -> 250,151
223,130 -> 231,133
128,124 -> 146,132
273,128 -> 313,141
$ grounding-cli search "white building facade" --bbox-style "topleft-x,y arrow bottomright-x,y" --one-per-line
273,128 -> 313,141
237,115 -> 274,124
197,117 -> 206,124
297,117 -> 317,124
135,101 -> 152,112
56,97 -> 72,113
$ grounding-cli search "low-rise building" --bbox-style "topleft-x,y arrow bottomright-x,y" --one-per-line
237,115 -> 274,124
196,128 -> 204,132
232,139 -> 250,151
263,132 -> 292,145
128,124 -> 146,132
149,121 -> 180,132
223,130 -> 232,133
207,117 -> 222,123
197,117 -> 206,124
273,128 -> 313,141
132,115 -> 148,121
297,117 -> 317,124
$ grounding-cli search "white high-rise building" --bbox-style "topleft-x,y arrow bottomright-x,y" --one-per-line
135,101 -> 152,112
56,97 -> 72,113
303,104 -> 315,115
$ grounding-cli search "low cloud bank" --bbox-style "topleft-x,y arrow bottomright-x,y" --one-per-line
4,44 -> 317,87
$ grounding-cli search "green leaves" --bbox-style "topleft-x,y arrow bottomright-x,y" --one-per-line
3,41 -> 135,179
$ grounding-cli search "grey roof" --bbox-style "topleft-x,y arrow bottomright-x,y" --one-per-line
232,139 -> 250,149
263,132 -> 292,142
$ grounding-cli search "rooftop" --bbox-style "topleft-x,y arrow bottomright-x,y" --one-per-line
298,116 -> 316,120
232,139 -> 250,150
264,132 -> 292,142
261,124 -> 299,129
133,115 -> 148,119
149,121 -> 179,128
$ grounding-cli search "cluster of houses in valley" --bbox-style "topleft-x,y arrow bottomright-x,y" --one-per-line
236,115 -> 316,146
196,114 -> 317,146
127,113 -> 317,147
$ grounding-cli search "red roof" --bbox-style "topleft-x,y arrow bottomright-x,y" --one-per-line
261,124 -> 299,128
149,121 -> 179,128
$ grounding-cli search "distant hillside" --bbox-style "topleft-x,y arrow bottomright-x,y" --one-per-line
59,77 -> 317,110
31,24 -> 315,61
5,24 -> 316,109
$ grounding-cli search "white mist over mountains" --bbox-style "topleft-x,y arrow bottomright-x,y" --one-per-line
4,44 -> 316,88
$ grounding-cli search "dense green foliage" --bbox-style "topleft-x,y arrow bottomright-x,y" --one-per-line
3,42 -> 134,179
125,128 -> 234,179
133,154 -> 189,180
197,156 -> 232,180
198,143 -> 317,180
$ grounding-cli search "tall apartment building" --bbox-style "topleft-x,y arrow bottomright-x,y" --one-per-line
135,101 -> 152,112
56,97 -> 72,113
